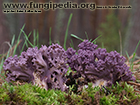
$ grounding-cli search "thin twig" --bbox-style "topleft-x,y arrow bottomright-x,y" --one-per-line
127,81 -> 140,87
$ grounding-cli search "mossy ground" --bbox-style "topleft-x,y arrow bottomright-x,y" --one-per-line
0,79 -> 140,105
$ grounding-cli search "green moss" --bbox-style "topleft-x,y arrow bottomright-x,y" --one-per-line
0,81 -> 139,105
0,82 -> 67,105
99,82 -> 140,105
65,82 -> 140,105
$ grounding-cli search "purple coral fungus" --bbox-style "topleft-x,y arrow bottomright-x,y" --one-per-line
66,40 -> 135,86
3,44 -> 68,91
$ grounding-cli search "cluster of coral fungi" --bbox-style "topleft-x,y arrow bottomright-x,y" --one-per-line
3,40 -> 135,91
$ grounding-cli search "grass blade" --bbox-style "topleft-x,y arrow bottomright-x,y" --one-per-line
64,13 -> 73,50
85,32 -> 89,40
131,40 -> 140,70
0,57 -> 4,73
89,39 -> 92,42
71,34 -> 83,41
92,35 -> 102,43
21,29 -> 34,47
134,40 -> 140,55
21,32 -> 32,54
125,51 -> 130,61
6,42 -> 12,59
13,24 -> 25,55
33,30 -> 36,46
11,35 -> 15,46
70,39 -> 74,49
